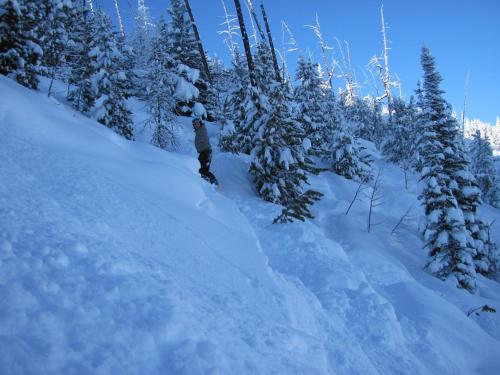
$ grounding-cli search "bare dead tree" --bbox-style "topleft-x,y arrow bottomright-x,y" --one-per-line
218,0 -> 240,61
333,38 -> 357,100
461,70 -> 470,135
280,21 -> 299,82
380,5 -> 392,107
367,5 -> 397,113
114,0 -> 125,38
367,169 -> 384,233
345,177 -> 369,215
245,0 -> 266,43
306,14 -> 334,89
233,0 -> 256,85
394,73 -> 403,99
244,0 -> 259,46
390,205 -> 415,237
184,0 -> 212,83
260,1 -> 281,82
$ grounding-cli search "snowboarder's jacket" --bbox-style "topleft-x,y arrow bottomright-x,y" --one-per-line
194,121 -> 211,153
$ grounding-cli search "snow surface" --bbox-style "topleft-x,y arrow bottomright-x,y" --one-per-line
1,75 -> 500,374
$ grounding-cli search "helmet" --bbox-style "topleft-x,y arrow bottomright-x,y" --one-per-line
192,117 -> 202,129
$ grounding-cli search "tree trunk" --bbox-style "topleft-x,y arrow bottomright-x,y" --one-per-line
184,0 -> 212,83
233,0 -> 255,86
380,5 -> 392,114
260,2 -> 281,82
114,0 -> 125,38
245,0 -> 266,44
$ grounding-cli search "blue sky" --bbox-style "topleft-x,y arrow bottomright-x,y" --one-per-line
98,0 -> 499,124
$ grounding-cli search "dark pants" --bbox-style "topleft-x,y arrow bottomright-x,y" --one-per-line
198,150 -> 218,185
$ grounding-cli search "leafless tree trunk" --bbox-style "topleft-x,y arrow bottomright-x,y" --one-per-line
184,0 -> 212,83
461,70 -> 470,136
114,0 -> 125,38
390,205 -> 414,236
346,177 -> 368,215
244,0 -> 259,46
334,38 -> 357,99
306,14 -> 333,89
233,0 -> 256,85
245,0 -> 266,43
260,1 -> 281,82
367,169 -> 384,233
380,5 -> 392,112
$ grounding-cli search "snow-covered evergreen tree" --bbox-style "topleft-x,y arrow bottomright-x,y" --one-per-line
204,55 -> 229,122
418,46 -> 477,293
249,81 -> 322,223
40,0 -> 71,95
130,0 -> 152,71
91,11 -> 133,140
253,43 -> 275,94
294,56 -> 328,156
166,0 -> 202,74
66,0 -> 95,113
0,0 -> 42,89
166,0 -> 209,113
146,18 -> 178,150
218,50 -> 249,153
448,125 -> 493,277
382,97 -> 418,172
327,114 -> 372,182
469,130 -> 500,208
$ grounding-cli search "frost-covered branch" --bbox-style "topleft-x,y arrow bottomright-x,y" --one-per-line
218,0 -> 240,60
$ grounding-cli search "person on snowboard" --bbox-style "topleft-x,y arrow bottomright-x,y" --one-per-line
193,117 -> 218,186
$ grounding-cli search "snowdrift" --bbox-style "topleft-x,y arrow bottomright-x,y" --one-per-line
1,76 -> 500,374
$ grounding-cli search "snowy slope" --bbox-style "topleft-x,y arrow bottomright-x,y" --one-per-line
1,75 -> 500,374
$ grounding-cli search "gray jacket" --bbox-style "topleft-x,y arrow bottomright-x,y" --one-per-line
194,123 -> 211,153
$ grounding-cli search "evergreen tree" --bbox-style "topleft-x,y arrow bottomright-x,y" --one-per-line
204,55 -> 228,122
40,0 -> 71,95
166,0 -> 209,112
340,94 -> 377,142
167,0 -> 202,73
418,46 -> 476,292
413,81 -> 426,172
146,19 -> 178,150
218,50 -> 249,153
91,11 -> 133,140
249,81 -> 322,223
66,0 -> 95,113
469,130 -> 500,208
294,56 -> 327,156
130,0 -> 152,71
253,43 -> 275,94
327,114 -> 373,182
0,0 -> 42,89
382,97 -> 418,173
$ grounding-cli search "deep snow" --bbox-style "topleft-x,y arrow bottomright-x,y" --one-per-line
1,75 -> 500,374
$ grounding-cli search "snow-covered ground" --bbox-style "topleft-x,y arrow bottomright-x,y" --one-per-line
1,75 -> 500,374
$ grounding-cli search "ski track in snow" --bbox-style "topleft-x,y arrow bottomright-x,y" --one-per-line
1,76 -> 500,374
